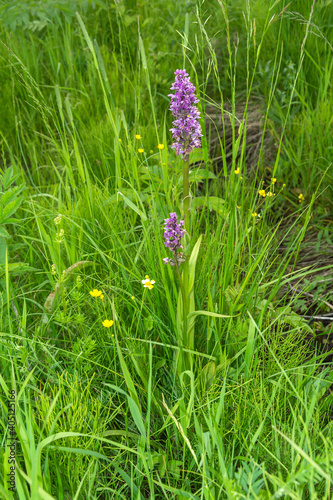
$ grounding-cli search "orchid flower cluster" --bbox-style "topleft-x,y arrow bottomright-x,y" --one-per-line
169,69 -> 202,158
163,212 -> 186,266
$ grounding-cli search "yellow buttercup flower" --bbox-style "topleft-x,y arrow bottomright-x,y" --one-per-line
271,178 -> 277,184
299,193 -> 304,203
135,134 -> 142,140
267,192 -> 273,197
259,190 -> 266,197
142,276 -> 155,290
90,289 -> 102,297
99,294 -> 104,300
138,148 -> 144,153
131,296 -> 135,300
235,168 -> 240,174
251,212 -> 257,217
158,144 -> 165,150
237,205 -> 241,209
102,319 -> 114,328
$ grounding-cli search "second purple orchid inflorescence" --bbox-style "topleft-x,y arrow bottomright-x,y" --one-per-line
163,212 -> 186,266
169,69 -> 202,158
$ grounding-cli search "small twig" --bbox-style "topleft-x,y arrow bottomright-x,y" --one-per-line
302,315 -> 333,322
288,283 -> 333,311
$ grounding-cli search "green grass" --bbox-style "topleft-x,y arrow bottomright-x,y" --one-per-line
0,0 -> 333,498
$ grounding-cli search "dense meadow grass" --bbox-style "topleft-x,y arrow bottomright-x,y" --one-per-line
0,0 -> 333,498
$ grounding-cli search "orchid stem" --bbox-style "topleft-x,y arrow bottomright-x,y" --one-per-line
182,153 -> 190,357
175,260 -> 187,353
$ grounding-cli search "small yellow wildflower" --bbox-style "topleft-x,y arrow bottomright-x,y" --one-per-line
267,191 -> 273,197
252,212 -> 257,217
299,193 -> 304,203
158,144 -> 165,150
131,296 -> 135,300
90,289 -> 102,297
235,168 -> 240,174
102,319 -> 114,328
135,134 -> 142,140
138,148 -> 144,153
259,190 -> 266,197
99,294 -> 104,300
142,276 -> 155,290
118,138 -> 122,142
237,205 -> 241,209
271,178 -> 277,184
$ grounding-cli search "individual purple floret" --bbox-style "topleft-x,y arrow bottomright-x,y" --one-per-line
163,212 -> 186,266
169,69 -> 202,158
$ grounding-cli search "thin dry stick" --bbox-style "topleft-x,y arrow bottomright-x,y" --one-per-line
288,283 -> 333,311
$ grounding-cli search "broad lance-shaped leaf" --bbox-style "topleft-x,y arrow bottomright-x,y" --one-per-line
187,310 -> 236,319
117,191 -> 147,222
0,185 -> 24,208
177,234 -> 202,351
193,196 -> 226,214
1,195 -> 24,222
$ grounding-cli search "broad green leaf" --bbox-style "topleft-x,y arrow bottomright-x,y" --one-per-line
193,196 -> 226,213
176,235 -> 203,352
188,234 -> 203,295
187,310 -> 235,319
2,195 -> 23,220
104,383 -> 146,440
0,263 -> 36,274
1,217 -> 20,225
0,185 -> 24,207
144,315 -> 154,331
189,170 -> 216,181
2,166 -> 14,189
117,191 -> 147,221
187,235 -> 202,351
0,226 -> 9,238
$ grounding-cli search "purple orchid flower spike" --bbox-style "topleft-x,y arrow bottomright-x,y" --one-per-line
163,212 -> 186,266
169,69 -> 202,158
